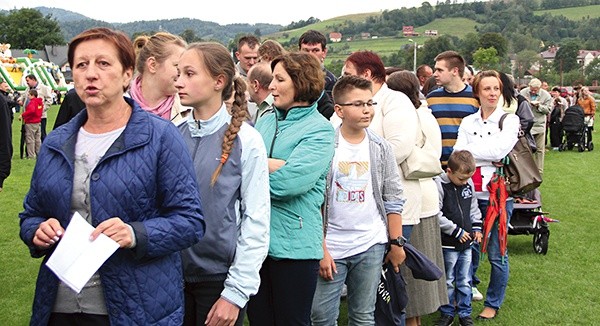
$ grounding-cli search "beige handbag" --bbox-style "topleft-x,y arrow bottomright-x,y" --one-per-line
400,113 -> 443,180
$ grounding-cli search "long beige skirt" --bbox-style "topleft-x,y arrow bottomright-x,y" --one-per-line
401,215 -> 449,318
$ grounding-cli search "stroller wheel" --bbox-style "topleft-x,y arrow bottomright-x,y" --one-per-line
578,144 -> 585,152
558,144 -> 565,151
533,226 -> 549,255
589,142 -> 594,151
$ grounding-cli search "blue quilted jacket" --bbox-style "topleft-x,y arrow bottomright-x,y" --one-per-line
19,98 -> 205,325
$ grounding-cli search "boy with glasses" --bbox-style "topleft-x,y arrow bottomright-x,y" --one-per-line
311,76 -> 406,325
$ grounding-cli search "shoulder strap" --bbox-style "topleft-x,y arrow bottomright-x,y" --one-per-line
499,113 -> 509,130
414,108 -> 427,147
499,112 -> 525,137
517,94 -> 527,107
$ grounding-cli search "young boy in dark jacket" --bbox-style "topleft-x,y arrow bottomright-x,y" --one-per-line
434,150 -> 482,326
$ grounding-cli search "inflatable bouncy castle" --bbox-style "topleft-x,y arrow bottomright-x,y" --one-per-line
0,43 -> 67,92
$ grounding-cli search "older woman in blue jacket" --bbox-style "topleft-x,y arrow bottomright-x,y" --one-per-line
247,52 -> 335,326
19,28 -> 205,326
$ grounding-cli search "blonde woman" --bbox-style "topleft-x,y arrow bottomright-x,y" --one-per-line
131,32 -> 190,123
577,86 -> 596,143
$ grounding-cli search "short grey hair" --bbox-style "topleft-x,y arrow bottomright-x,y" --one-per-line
529,78 -> 542,88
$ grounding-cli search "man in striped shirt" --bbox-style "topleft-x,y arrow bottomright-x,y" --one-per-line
426,51 -> 479,169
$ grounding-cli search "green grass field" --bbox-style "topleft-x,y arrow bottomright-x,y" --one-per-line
264,3 -> 600,70
267,12 -> 381,41
267,16 -> 479,66
1,106 -> 599,325
535,4 -> 600,20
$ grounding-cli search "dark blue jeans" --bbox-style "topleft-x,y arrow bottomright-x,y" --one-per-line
473,199 -> 513,310
440,248 -> 473,318
471,241 -> 481,286
247,257 -> 319,326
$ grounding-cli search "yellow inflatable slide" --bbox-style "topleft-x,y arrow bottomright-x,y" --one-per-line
0,44 -> 67,92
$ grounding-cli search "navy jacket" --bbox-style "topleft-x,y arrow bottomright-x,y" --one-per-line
435,173 -> 482,251
19,98 -> 205,325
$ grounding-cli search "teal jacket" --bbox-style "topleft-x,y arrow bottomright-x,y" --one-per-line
256,102 -> 335,260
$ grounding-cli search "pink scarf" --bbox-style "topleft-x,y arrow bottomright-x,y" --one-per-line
129,75 -> 174,120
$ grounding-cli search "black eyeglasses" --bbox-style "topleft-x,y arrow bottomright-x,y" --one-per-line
336,100 -> 377,108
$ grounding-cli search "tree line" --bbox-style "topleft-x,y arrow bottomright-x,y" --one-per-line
0,8 -> 279,48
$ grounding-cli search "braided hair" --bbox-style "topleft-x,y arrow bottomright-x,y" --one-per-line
187,42 -> 249,186
211,75 -> 249,186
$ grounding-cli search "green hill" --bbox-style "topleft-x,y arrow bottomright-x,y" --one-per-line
267,12 -> 380,41
267,3 -> 600,60
267,16 -> 478,65
535,4 -> 600,20
416,18 -> 477,38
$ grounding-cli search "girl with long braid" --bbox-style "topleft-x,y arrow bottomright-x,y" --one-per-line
175,42 -> 270,326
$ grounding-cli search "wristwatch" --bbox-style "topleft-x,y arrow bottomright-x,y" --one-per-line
389,236 -> 407,247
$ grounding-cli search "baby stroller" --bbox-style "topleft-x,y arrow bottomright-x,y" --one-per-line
509,189 -> 558,255
559,105 -> 594,152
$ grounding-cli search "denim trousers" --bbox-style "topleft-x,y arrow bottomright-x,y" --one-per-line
440,248 -> 473,318
471,242 -> 481,286
474,199 -> 513,310
311,243 -> 386,326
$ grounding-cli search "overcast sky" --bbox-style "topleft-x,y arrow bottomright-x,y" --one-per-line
0,0 -> 430,25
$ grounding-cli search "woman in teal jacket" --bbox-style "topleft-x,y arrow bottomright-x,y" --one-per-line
247,52 -> 335,326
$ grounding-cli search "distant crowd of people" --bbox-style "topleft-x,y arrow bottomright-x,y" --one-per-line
1,26 -> 594,326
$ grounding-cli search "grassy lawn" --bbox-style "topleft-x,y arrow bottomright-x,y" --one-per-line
267,15 -> 479,67
535,4 -> 600,20
1,107 -> 598,325
416,17 -> 478,39
267,12 -> 381,41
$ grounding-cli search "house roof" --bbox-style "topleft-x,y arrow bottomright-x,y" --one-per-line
540,48 -> 558,60
44,45 -> 69,67
539,47 -> 600,60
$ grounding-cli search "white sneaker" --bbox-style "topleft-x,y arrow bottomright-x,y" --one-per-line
472,287 -> 483,301
341,284 -> 348,298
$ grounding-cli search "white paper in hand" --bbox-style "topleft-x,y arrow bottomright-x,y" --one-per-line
46,212 -> 119,293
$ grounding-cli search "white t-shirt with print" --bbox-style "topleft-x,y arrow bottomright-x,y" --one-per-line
326,134 -> 387,260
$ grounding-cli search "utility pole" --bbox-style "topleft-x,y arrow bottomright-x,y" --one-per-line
408,39 -> 417,73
